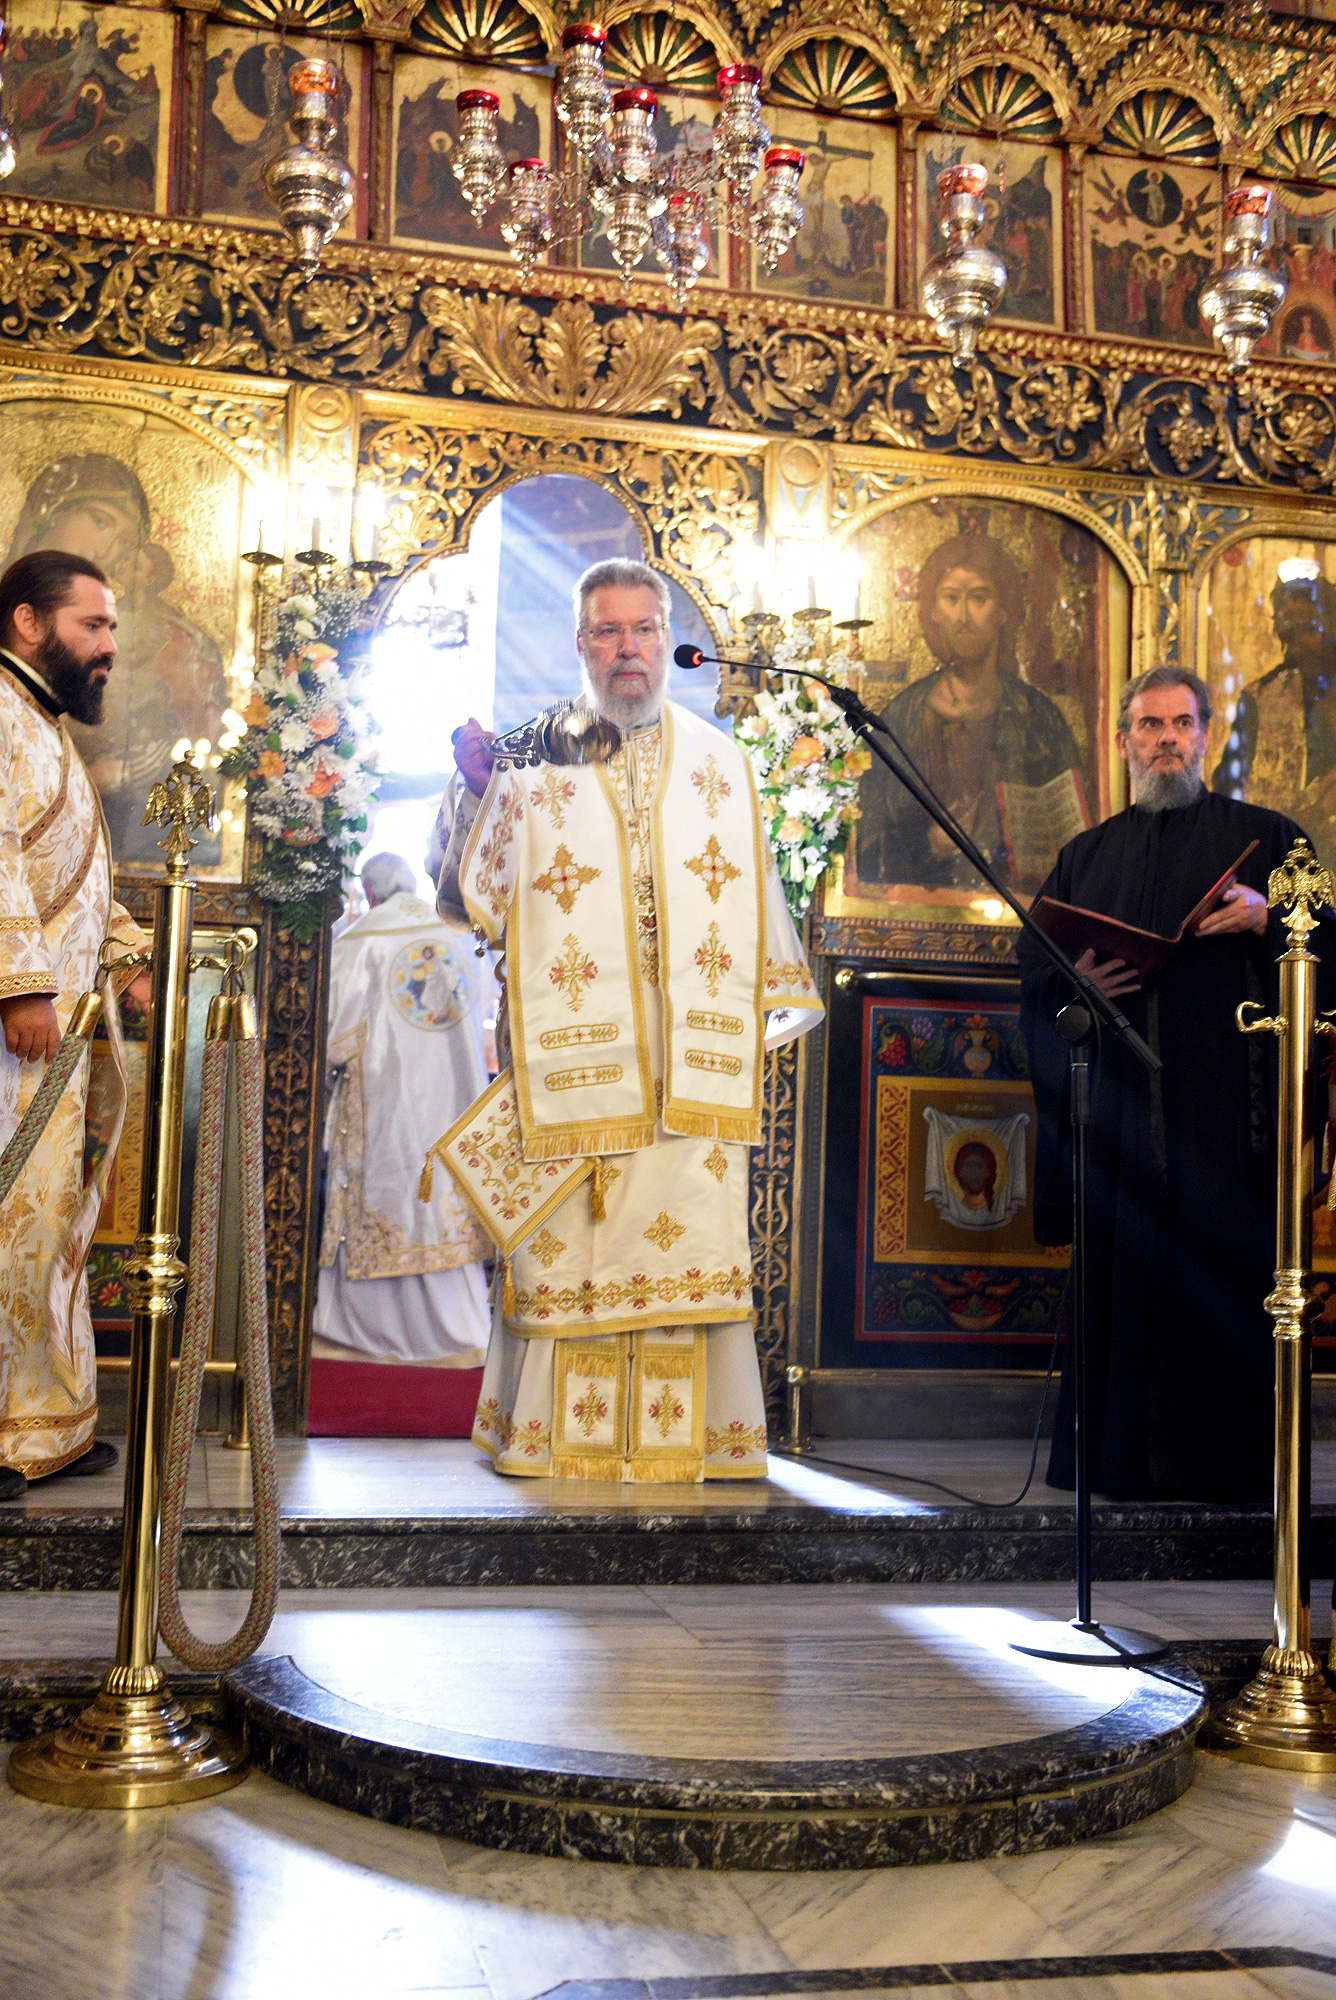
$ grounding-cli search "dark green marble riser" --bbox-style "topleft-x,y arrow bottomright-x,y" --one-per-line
216,1653 -> 1208,1871
0,1508 -> 1313,1590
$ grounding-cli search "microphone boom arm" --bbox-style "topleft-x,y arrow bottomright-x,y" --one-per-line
679,645 -> 1159,1074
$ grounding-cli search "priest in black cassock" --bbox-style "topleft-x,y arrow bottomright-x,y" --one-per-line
1019,664 -> 1326,1502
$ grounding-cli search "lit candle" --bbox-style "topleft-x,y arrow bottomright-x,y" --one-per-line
371,523 -> 381,561
807,572 -> 817,609
751,578 -> 763,615
853,578 -> 862,622
311,516 -> 322,552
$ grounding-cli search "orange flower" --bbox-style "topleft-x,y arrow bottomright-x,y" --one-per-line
308,708 -> 340,741
242,691 -> 269,728
304,765 -> 339,799
788,735 -> 823,770
302,643 -> 337,668
257,750 -> 286,779
777,816 -> 806,845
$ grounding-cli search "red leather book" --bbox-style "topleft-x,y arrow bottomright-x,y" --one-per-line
1029,840 -> 1260,976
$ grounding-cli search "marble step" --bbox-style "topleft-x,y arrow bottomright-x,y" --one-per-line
0,1499 -> 1318,1590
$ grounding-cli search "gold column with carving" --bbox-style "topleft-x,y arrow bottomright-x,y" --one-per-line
1206,839 -> 1336,1771
8,758 -> 247,1807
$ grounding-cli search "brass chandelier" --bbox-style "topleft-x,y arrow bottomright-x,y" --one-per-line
449,24 -> 806,304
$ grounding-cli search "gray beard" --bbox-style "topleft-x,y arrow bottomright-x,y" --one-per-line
1130,752 -> 1206,812
582,671 -> 664,731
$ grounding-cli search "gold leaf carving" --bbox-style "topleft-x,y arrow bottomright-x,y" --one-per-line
1048,14 -> 1139,88
419,289 -> 725,418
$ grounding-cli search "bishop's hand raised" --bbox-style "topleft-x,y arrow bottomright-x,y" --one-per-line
452,717 -> 497,798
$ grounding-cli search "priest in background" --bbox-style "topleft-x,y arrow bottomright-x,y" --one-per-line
438,558 -> 823,1481
312,851 -> 492,1420
0,550 -> 151,1498
1019,664 -> 1323,1501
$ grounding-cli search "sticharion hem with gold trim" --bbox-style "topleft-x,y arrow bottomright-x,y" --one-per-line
505,1306 -> 756,1338
471,1432 -> 767,1480
0,1399 -> 96,1434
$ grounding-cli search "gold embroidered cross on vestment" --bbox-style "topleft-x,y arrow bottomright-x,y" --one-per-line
533,843 -> 600,913
685,834 -> 741,904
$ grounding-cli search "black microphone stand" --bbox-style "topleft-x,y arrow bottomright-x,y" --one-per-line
684,644 -> 1167,1667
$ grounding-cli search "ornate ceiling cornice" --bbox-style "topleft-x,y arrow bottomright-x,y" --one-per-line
2,196 -> 1334,491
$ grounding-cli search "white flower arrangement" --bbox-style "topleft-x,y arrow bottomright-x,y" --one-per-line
220,585 -> 379,939
734,630 -> 872,919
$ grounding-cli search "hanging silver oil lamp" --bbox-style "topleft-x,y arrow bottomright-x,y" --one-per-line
1200,183 -> 1286,375
263,59 -> 354,275
921,163 -> 1007,367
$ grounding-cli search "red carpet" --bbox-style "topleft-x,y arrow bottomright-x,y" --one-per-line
307,1358 -> 483,1438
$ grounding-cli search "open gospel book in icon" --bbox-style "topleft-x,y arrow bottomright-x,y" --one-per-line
997,771 -> 1093,895
1029,840 -> 1260,978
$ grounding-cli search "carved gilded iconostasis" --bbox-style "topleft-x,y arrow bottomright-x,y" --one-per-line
9,0 -> 1336,1426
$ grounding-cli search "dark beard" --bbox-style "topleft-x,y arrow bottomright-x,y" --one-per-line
37,631 -> 111,726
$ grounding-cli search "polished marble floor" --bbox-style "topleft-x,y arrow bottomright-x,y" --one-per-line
3,1667 -> 1336,1999
3,1582 -> 1336,1996
0,1579 -> 1326,1770
13,1438 -> 1336,1518
4,1493 -> 1336,1996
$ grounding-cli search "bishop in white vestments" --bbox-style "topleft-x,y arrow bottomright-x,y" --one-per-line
435,560 -> 822,1481
315,851 -> 491,1368
0,551 -> 151,1496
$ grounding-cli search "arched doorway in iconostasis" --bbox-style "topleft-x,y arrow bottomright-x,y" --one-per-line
307,472 -> 727,1438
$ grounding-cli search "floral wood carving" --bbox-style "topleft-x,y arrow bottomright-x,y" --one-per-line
258,921 -> 330,1432
749,1039 -> 798,1433
418,290 -> 725,418
361,418 -> 762,606
4,205 -> 1336,491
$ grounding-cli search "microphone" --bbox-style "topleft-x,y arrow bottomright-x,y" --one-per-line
674,643 -> 712,669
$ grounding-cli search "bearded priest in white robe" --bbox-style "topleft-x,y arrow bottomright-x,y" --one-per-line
0,551 -> 151,1498
315,851 -> 491,1369
436,559 -> 823,1482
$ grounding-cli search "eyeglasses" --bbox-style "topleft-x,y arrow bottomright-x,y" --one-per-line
581,620 -> 663,649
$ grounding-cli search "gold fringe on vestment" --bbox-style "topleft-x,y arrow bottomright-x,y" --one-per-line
625,1454 -> 702,1482
519,1121 -> 656,1163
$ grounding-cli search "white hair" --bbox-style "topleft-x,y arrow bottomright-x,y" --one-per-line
360,851 -> 416,904
573,559 -> 671,630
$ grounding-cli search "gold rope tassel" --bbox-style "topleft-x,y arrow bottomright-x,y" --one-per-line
589,1158 -> 607,1223
501,1255 -> 516,1317
417,1151 -> 435,1203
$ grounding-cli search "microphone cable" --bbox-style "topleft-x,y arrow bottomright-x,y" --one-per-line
780,1003 -> 1102,1512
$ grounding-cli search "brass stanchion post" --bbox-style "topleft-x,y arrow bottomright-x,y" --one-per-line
9,758 -> 247,1806
1206,839 -> 1336,1771
784,1366 -> 811,1453
224,1375 -> 250,1452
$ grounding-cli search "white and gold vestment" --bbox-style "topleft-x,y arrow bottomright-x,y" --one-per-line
316,891 -> 491,1366
443,700 -> 822,1481
0,658 -> 147,1476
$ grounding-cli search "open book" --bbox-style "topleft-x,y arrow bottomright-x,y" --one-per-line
1029,840 -> 1260,977
997,771 -> 1093,892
